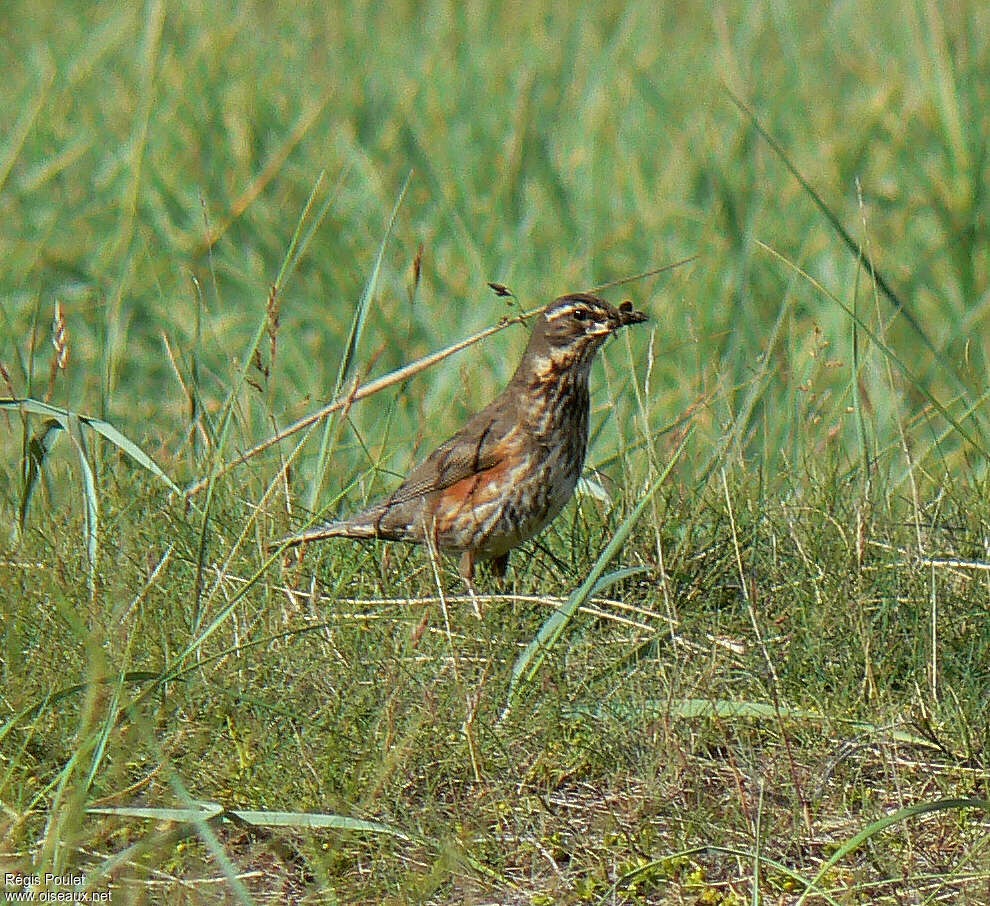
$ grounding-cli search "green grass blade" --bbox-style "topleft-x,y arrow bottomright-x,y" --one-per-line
306,170 -> 412,512
0,672 -> 159,746
186,173 -> 349,630
728,87 -> 987,447
18,416 -> 62,532
87,805 -> 408,839
564,699 -> 939,748
88,804 -> 223,822
724,86 -> 934,350
500,427 -> 693,723
65,412 -> 98,597
193,169 -> 348,490
757,244 -> 988,458
229,810 -> 408,837
262,164 -> 351,305
793,797 -> 990,906
0,56 -> 55,193
595,844 -> 843,906
2,397 -> 182,495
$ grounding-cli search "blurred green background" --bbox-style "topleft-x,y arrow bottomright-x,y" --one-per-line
3,1 -> 987,500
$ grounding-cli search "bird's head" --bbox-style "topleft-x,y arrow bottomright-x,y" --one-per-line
520,293 -> 648,378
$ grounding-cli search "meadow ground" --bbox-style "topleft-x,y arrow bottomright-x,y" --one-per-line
2,2 -> 989,903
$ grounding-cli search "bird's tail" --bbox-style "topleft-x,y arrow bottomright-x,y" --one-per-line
268,511 -> 389,552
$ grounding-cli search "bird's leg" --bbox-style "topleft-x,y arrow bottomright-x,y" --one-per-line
490,553 -> 510,580
458,550 -> 476,583
459,551 -> 482,618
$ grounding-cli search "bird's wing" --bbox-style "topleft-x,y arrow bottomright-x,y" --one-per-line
382,404 -> 518,509
277,403 -> 520,546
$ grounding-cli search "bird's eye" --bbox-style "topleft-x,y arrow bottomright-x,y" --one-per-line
572,309 -> 588,321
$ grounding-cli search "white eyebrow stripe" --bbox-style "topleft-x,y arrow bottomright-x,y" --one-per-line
545,302 -> 606,322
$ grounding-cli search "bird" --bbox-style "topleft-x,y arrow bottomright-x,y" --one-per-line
274,292 -> 648,583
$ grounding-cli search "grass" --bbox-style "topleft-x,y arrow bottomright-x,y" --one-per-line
2,1 -> 990,903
